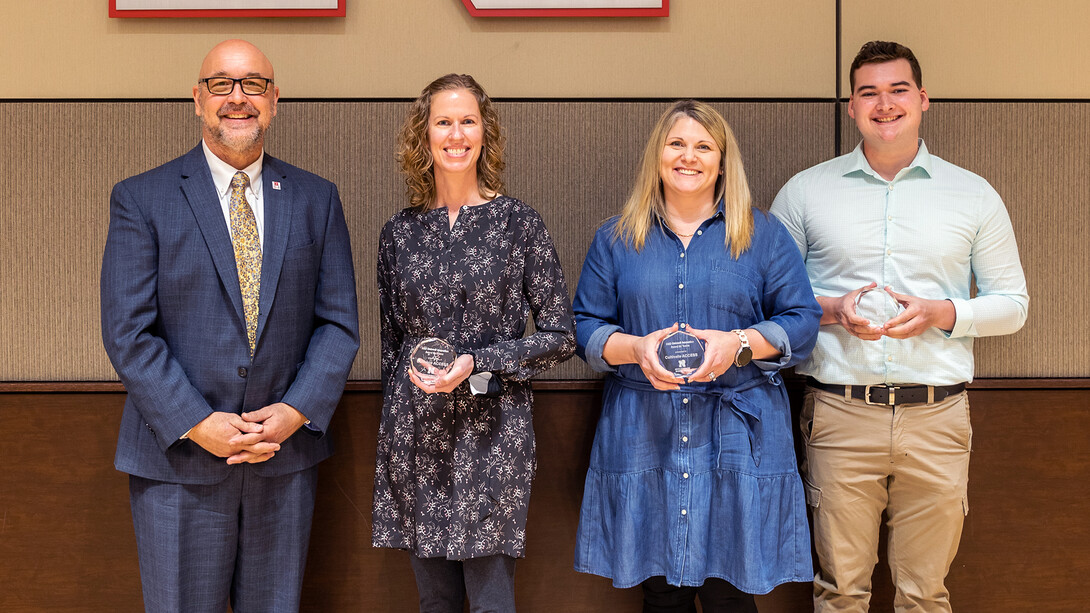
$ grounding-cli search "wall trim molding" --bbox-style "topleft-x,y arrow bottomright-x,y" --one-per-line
3,378 -> 1089,393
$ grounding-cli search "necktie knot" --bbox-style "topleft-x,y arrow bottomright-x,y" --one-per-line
231,171 -> 250,191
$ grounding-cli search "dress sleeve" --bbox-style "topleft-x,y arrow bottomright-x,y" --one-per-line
751,215 -> 821,371
469,210 -> 576,381
377,219 -> 405,392
572,224 -> 624,373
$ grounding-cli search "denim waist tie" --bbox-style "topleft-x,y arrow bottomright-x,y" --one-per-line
612,374 -> 772,468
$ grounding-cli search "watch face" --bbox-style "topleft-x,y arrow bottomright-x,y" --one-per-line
735,346 -> 753,368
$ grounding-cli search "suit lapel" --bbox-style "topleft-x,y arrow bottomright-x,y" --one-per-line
256,154 -> 291,349
179,145 -> 247,328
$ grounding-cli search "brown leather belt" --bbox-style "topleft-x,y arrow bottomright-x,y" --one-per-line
807,378 -> 967,406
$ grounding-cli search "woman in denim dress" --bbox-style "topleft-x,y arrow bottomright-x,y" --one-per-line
572,100 -> 820,612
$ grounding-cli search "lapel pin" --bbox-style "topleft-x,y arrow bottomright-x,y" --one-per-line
272,181 -> 282,190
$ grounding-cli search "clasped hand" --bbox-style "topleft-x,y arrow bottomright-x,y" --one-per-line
408,353 -> 475,394
828,283 -> 954,340
187,402 -> 309,465
633,323 -> 740,390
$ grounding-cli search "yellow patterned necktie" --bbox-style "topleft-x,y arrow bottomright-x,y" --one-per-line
230,171 -> 261,356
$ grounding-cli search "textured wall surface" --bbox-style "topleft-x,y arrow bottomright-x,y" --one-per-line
0,100 -> 833,381
0,99 -> 1078,381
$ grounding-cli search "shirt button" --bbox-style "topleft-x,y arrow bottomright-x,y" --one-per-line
678,283 -> 684,289
696,230 -> 702,235
886,249 -> 892,255
682,436 -> 688,443
888,184 -> 894,191
888,215 -> 893,221
681,509 -> 687,516
680,253 -> 685,258
887,355 -> 894,362
682,398 -> 689,404
238,367 -> 248,378
683,473 -> 689,479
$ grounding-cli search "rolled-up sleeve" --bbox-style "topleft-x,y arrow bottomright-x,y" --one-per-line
574,224 -> 624,373
756,217 -> 821,370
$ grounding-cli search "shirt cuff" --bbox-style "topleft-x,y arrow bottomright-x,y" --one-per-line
584,324 -> 622,373
947,298 -> 974,338
749,320 -> 790,371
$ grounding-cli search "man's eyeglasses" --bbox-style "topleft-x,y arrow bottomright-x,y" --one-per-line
199,77 -> 273,96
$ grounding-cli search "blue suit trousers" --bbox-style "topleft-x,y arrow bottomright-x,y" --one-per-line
129,465 -> 318,613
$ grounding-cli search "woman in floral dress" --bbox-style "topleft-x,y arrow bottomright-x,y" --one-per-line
372,73 -> 575,612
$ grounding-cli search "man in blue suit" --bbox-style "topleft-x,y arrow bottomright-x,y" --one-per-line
101,39 -> 359,612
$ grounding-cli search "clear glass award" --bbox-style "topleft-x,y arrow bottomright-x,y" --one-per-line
657,329 -> 705,378
855,287 -> 903,328
410,338 -> 457,384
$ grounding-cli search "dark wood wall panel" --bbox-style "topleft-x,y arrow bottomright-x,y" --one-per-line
2,388 -> 1086,612
839,102 -> 1088,378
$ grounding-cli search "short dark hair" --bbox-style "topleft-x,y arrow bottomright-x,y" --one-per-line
849,41 -> 922,92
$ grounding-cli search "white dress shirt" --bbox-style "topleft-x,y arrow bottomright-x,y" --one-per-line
202,140 -> 265,247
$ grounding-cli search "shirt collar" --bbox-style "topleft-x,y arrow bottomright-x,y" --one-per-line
202,140 -> 264,199
844,138 -> 933,182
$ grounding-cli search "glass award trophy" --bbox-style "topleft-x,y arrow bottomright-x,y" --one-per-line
854,287 -> 903,328
410,338 -> 457,384
657,329 -> 705,378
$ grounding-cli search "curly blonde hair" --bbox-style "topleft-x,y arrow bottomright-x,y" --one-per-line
614,99 -> 753,258
397,74 -> 506,210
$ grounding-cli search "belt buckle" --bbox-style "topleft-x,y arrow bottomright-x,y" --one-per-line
864,384 -> 899,406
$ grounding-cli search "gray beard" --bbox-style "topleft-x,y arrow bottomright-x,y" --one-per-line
205,120 -> 264,154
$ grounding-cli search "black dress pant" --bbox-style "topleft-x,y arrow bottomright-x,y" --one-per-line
641,576 -> 757,613
410,554 -> 517,613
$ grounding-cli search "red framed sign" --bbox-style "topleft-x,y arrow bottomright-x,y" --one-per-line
109,1 -> 345,18
460,0 -> 668,17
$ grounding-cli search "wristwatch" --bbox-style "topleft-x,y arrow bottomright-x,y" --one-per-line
731,329 -> 752,367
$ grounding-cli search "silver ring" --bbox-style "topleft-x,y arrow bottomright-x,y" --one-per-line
708,371 -> 717,381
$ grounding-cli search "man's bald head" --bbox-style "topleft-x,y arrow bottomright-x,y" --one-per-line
193,39 -> 279,170
199,39 -> 275,82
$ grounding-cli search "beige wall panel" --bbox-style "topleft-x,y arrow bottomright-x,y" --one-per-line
842,0 -> 1090,98
0,103 -> 196,381
0,100 -> 829,382
839,102 -> 1090,378
0,1 -> 832,98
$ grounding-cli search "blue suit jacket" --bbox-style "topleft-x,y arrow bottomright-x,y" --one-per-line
101,144 -> 360,484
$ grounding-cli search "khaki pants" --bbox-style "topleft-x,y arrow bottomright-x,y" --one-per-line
800,387 -> 972,613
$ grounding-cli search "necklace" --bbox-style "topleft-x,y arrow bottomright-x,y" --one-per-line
665,220 -> 698,238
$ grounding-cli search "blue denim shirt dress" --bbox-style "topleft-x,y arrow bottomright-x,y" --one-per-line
572,205 -> 820,593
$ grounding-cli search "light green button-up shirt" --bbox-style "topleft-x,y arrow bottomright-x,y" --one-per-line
771,140 -> 1028,386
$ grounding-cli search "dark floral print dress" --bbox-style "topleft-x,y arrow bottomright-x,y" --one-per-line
372,195 -> 575,560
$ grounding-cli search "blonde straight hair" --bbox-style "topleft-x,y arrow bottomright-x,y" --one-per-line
614,100 -> 753,258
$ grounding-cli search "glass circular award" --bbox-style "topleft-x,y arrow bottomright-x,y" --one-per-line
657,329 -> 705,378
410,338 -> 457,384
854,286 -> 903,327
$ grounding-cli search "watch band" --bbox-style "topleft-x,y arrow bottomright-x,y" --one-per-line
731,329 -> 753,367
